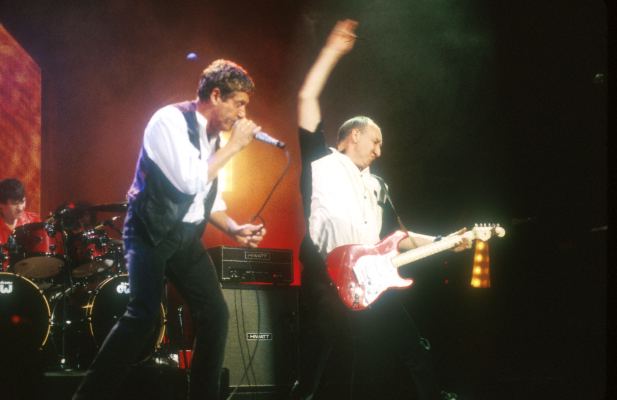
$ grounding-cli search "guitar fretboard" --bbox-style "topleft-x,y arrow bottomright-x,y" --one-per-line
391,235 -> 463,268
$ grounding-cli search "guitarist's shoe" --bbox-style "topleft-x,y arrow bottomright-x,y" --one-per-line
288,380 -> 314,400
440,390 -> 459,400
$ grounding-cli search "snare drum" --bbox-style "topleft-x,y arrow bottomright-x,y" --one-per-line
0,272 -> 51,351
90,275 -> 165,363
69,228 -> 118,278
9,222 -> 65,279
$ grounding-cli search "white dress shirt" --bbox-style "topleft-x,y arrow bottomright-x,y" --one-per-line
143,105 -> 226,224
309,148 -> 383,257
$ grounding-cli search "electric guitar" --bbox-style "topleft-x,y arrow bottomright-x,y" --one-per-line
326,224 -> 506,311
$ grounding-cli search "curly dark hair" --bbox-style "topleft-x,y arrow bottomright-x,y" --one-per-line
197,59 -> 255,101
0,178 -> 26,203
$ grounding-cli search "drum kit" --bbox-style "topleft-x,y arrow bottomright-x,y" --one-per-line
0,202 -> 167,370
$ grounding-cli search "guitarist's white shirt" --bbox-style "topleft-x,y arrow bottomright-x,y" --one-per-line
309,148 -> 383,258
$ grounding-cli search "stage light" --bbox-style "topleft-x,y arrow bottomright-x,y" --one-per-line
470,240 -> 491,288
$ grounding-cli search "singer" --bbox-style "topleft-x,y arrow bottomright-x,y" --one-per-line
73,59 -> 266,400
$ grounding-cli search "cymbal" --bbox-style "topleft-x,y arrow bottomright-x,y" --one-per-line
88,202 -> 128,213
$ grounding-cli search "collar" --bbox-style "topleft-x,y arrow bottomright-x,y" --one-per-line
329,147 -> 371,175
193,109 -> 219,144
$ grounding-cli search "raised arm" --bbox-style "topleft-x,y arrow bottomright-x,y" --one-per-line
298,19 -> 358,131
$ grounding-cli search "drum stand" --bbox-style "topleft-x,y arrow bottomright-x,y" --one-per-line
51,250 -> 77,370
147,279 -> 177,367
47,226 -> 87,371
177,304 -> 191,368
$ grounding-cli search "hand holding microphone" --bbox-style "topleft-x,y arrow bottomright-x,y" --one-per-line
229,118 -> 286,151
229,118 -> 260,150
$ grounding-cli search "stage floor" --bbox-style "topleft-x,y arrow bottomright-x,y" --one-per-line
1,363 -> 590,400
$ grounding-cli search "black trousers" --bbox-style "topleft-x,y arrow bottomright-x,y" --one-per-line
73,212 -> 229,400
294,265 -> 440,400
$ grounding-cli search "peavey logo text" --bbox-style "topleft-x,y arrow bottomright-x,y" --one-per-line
0,281 -> 14,294
246,333 -> 273,341
244,251 -> 271,262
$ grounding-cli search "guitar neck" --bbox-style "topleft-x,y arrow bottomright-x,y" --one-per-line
391,235 -> 462,269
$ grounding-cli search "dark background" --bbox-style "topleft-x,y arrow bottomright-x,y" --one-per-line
0,1 -> 607,399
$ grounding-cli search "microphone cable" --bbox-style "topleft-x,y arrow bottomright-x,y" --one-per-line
250,148 -> 291,226
225,142 -> 290,399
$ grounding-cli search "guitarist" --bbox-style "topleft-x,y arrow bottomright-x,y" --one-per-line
291,20 -> 466,400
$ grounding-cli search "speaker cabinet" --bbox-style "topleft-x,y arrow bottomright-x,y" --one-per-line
222,284 -> 298,388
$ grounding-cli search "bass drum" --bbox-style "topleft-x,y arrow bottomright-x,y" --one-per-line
0,272 -> 51,352
87,274 -> 166,362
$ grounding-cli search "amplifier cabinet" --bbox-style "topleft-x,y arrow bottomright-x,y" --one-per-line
222,284 -> 299,388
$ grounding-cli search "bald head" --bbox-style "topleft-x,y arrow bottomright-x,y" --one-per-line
336,116 -> 382,170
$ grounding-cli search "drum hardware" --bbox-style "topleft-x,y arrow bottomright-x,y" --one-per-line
1,200 -> 134,370
46,238 -> 124,370
68,227 -> 119,278
176,304 -> 191,369
161,280 -> 195,368
4,200 -> 200,370
33,209 -> 87,370
87,202 -> 128,213
48,274 -> 166,370
1,243 -> 9,271
49,252 -> 79,370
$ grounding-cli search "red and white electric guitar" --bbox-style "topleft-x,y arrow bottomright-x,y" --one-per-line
326,224 -> 506,311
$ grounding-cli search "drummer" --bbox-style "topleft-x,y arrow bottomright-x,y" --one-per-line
0,178 -> 41,244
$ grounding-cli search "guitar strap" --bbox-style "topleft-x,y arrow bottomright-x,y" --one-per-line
372,174 -> 423,248
371,174 -> 407,231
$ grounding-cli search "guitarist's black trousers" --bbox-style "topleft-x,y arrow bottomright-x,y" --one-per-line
293,249 -> 441,400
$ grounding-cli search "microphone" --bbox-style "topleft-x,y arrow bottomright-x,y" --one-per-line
255,131 -> 286,149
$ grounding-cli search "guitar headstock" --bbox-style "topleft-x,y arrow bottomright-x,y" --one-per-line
470,223 -> 506,241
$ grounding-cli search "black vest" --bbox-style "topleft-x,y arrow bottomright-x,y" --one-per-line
127,102 -> 218,245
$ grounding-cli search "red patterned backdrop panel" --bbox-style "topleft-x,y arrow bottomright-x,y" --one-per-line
0,24 -> 41,214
